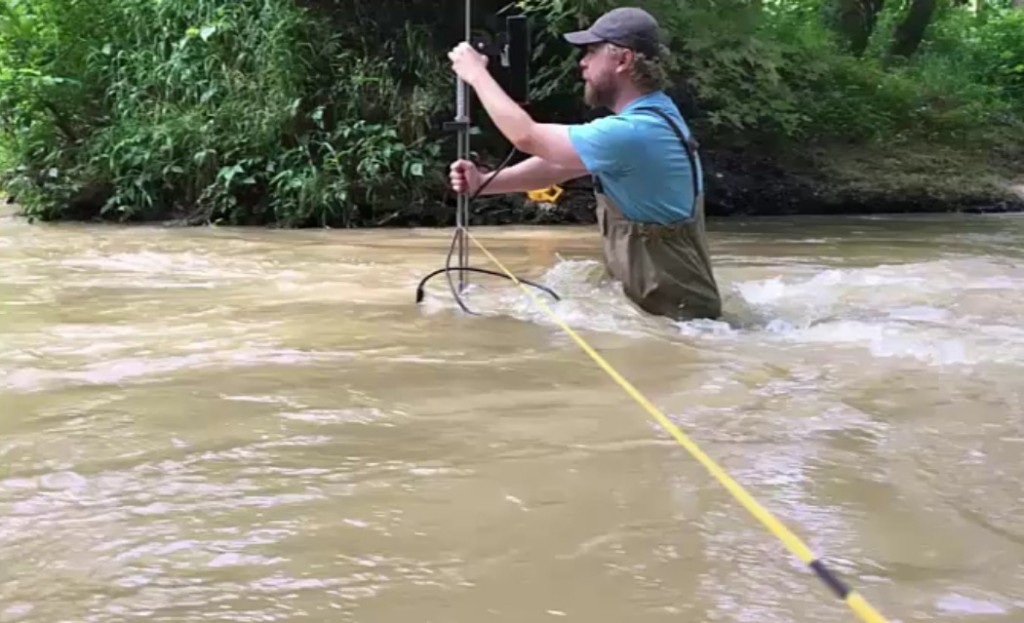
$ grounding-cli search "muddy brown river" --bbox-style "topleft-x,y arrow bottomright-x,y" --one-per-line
1,207 -> 1022,622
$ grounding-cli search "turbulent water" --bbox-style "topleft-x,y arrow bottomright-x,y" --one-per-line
1,208 -> 1022,622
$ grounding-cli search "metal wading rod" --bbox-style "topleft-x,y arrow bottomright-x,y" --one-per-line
455,0 -> 472,293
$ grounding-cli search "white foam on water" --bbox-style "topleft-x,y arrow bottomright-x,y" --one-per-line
719,258 -> 1024,366
57,249 -> 310,289
936,593 -> 1009,615
493,258 -> 666,338
418,257 -> 662,338
417,255 -> 1024,367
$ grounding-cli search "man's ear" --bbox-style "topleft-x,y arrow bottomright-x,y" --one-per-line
615,48 -> 636,74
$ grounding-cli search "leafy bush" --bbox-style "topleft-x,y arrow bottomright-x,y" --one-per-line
520,0 -> 1024,147
0,0 -> 448,224
1,0 -> 1022,224
926,6 -> 1024,107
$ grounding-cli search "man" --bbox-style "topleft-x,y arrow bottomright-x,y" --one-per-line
448,6 -> 722,321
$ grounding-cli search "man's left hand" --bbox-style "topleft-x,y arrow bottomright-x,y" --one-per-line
448,42 -> 489,86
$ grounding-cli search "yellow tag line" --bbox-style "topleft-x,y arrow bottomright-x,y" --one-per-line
463,229 -> 890,623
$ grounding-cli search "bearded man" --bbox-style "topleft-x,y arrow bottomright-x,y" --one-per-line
448,7 -> 722,321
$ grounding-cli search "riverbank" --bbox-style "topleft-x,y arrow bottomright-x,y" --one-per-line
706,141 -> 1024,215
4,0 -> 1023,229
4,137 -> 1023,228
381,140 -> 1024,228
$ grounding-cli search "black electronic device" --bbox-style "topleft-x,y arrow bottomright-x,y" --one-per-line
470,14 -> 531,104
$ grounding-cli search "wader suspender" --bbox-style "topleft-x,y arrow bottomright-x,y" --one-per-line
591,104 -> 723,321
590,105 -> 702,220
633,106 -> 702,209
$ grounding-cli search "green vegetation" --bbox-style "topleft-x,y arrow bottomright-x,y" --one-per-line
1,0 -> 1022,225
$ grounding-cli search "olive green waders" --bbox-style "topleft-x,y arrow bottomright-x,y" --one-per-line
594,108 -> 722,321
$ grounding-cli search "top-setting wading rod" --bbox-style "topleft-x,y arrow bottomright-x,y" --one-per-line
414,0 -> 561,314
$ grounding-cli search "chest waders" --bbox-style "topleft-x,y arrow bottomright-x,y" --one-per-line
594,107 -> 722,321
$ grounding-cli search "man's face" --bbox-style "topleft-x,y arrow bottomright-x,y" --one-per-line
579,42 -> 625,108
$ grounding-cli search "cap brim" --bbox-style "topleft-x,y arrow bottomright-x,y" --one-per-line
563,30 -> 604,46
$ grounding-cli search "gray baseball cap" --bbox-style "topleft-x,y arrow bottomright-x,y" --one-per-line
563,7 -> 662,58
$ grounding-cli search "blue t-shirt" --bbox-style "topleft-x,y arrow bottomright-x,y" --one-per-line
567,91 -> 702,225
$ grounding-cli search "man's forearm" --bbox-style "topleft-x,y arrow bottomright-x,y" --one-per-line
477,156 -> 587,195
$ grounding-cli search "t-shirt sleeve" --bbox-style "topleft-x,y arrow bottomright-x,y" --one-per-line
567,115 -> 637,176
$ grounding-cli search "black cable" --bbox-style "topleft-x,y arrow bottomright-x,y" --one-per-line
442,146 -> 517,313
416,266 -> 561,305
441,147 -> 518,315
418,146 -> 562,312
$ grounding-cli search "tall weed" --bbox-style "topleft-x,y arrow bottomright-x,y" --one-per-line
0,0 -> 447,224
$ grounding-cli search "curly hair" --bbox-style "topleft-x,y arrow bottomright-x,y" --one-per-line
608,43 -> 670,92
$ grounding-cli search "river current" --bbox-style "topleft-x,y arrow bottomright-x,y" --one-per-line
1,208 -> 1022,622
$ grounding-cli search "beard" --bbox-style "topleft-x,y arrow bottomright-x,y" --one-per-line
583,78 -> 614,109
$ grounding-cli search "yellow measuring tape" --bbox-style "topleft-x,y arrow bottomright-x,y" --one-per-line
463,229 -> 890,623
526,184 -> 564,203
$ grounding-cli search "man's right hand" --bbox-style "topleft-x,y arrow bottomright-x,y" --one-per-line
449,159 -> 484,196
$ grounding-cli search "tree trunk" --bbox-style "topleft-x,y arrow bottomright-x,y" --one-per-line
889,0 -> 937,58
1013,0 -> 1023,9
831,0 -> 886,56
